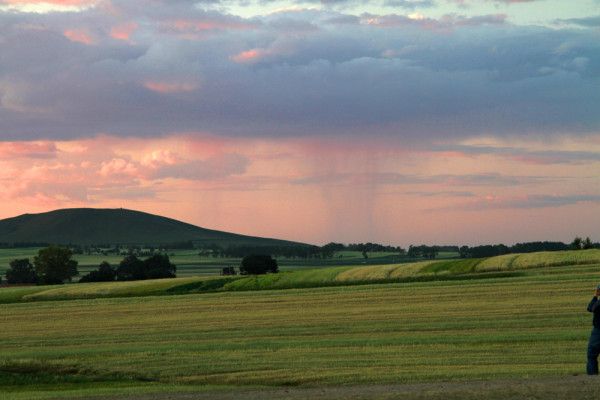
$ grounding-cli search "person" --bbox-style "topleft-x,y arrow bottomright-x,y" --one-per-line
587,286 -> 600,375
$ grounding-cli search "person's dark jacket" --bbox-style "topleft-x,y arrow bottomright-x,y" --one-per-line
588,297 -> 600,329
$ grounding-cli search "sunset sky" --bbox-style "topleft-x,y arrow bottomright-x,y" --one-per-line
0,0 -> 599,246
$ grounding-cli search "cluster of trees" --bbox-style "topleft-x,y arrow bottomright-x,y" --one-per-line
3,246 -> 79,285
80,254 -> 176,282
202,242 -> 406,260
571,237 -> 598,251
407,245 -> 439,259
458,238 -> 600,258
240,255 -> 278,275
220,254 -> 279,275
212,244 -> 324,259
2,246 -> 176,285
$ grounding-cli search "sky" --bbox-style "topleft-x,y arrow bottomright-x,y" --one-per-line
0,0 -> 599,246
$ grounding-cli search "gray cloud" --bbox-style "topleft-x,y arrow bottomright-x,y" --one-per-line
440,194 -> 600,211
557,16 -> 600,28
383,0 -> 436,9
0,2 -> 599,141
429,144 -> 600,165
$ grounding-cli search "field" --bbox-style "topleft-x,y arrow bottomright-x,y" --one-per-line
2,250 -> 600,399
2,250 -> 600,303
0,248 -> 438,279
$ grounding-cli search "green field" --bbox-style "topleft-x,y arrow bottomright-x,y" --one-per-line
2,250 -> 600,303
2,250 -> 600,399
0,248 -> 437,279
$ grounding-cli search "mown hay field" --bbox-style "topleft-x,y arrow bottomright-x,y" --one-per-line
2,260 -> 600,399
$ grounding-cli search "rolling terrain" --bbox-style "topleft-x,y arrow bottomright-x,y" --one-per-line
0,208 -> 306,247
2,249 -> 600,399
2,259 -> 600,399
2,249 -> 598,303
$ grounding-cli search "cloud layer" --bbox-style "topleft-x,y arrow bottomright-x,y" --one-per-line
0,0 -> 598,141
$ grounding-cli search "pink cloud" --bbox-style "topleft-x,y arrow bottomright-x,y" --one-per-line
230,49 -> 269,64
110,22 -> 138,41
361,13 -> 506,31
99,158 -> 140,178
63,28 -> 95,45
143,81 -> 198,94
0,141 -> 58,159
0,134 -> 597,246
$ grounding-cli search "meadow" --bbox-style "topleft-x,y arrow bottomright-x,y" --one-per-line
2,265 -> 600,399
2,250 -> 600,399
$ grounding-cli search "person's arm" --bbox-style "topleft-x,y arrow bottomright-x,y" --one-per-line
589,297 -> 598,312
588,288 -> 600,312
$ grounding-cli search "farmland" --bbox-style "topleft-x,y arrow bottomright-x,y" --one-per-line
1,249 -> 600,303
0,248 -> 425,279
2,250 -> 600,399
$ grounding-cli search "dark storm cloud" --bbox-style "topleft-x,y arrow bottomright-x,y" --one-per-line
0,1 -> 599,141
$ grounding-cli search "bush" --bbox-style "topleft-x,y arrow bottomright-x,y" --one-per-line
79,262 -> 116,283
239,254 -> 278,275
34,246 -> 78,285
5,258 -> 37,284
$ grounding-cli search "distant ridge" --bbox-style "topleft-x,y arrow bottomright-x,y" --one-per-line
0,208 -> 308,247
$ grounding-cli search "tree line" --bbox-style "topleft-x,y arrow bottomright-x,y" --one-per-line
2,246 -> 176,285
458,237 -> 599,258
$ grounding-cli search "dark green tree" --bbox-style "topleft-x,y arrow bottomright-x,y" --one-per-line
144,254 -> 176,279
116,255 -> 145,281
34,246 -> 78,285
583,237 -> 594,250
239,254 -> 278,275
5,258 -> 37,284
79,261 -> 116,283
571,237 -> 583,250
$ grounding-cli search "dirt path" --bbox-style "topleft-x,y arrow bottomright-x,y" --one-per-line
85,375 -> 600,400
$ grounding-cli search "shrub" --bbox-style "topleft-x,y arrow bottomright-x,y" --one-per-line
239,254 -> 278,275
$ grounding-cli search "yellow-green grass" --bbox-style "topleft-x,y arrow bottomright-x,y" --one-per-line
21,276 -> 217,301
334,261 -> 436,282
475,254 -> 519,272
2,250 -> 600,305
2,265 -> 600,399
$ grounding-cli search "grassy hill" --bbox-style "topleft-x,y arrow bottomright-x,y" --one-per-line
0,208 -> 306,247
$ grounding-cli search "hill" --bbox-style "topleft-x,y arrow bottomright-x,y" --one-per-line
0,208 -> 307,247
